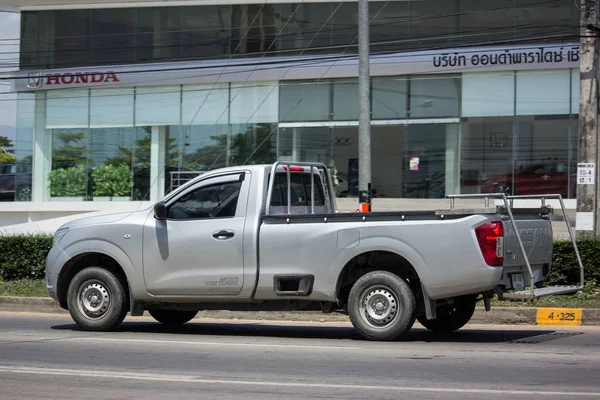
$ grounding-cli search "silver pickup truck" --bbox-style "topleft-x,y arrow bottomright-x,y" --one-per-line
45,162 -> 585,341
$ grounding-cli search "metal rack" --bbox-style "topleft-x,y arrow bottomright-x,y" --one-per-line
445,193 -> 585,301
265,161 -> 337,216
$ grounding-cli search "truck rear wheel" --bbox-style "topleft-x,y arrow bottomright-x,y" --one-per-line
66,267 -> 128,331
149,310 -> 198,326
417,297 -> 476,333
347,271 -> 416,341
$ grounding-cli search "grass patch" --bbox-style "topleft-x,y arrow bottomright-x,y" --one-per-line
0,279 -> 48,297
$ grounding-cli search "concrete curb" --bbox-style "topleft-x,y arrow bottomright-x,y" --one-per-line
2,296 -> 599,326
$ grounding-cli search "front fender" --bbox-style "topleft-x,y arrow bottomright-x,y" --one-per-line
60,239 -> 150,300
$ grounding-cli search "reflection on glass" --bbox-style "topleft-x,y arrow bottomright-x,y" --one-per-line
279,127 -> 331,164
461,116 -> 577,198
48,127 -> 150,201
230,124 -> 277,166
49,129 -> 90,200
403,124 -> 450,198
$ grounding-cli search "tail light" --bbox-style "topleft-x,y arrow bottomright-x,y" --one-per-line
475,222 -> 504,266
281,166 -> 306,172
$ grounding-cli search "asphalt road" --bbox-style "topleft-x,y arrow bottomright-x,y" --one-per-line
1,312 -> 600,400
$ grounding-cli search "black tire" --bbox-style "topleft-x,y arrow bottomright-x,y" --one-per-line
66,267 -> 129,331
347,271 -> 416,341
417,297 -> 476,333
149,310 -> 198,326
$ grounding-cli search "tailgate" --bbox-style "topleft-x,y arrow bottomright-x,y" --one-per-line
502,217 -> 553,267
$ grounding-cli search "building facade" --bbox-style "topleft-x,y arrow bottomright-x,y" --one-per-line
8,1 -> 582,211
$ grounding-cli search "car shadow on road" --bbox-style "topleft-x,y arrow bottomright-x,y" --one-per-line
50,320 -> 570,344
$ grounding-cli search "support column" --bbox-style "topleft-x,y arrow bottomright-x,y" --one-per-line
576,0 -> 600,237
445,124 -> 459,196
292,128 -> 300,161
358,0 -> 371,211
150,126 -> 166,202
32,92 -> 50,202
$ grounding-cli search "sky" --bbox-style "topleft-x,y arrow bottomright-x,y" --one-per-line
0,11 -> 20,143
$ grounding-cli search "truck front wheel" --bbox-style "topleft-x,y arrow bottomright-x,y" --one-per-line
347,271 -> 416,341
417,297 -> 476,333
149,310 -> 198,326
66,267 -> 129,331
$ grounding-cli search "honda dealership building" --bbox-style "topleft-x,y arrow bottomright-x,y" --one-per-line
4,0 -> 583,222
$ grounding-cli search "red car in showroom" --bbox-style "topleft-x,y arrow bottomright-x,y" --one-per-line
481,160 -> 577,197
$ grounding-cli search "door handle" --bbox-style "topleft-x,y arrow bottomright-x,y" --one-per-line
212,230 -> 235,240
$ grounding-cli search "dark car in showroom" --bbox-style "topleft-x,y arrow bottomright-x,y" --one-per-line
0,164 -> 32,201
481,160 -> 577,197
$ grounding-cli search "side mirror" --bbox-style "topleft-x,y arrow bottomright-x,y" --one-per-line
154,201 -> 167,220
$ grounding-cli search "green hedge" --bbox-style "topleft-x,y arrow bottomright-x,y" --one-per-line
548,239 -> 600,285
0,234 -> 52,281
1,234 -> 600,286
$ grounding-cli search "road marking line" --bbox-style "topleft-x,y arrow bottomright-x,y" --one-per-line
536,308 -> 583,326
0,366 -> 597,397
69,337 -> 359,350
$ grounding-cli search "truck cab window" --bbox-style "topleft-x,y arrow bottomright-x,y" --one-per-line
271,172 -> 325,207
167,181 -> 242,220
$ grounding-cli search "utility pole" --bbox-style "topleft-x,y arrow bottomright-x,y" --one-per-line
358,0 -> 372,212
576,0 -> 600,238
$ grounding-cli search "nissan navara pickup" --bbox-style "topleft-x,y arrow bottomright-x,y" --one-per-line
45,162 -> 583,341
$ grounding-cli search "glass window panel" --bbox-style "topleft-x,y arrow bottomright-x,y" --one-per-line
279,4 -> 333,52
90,88 -> 134,128
372,78 -> 408,119
409,0 -> 460,49
14,93 -> 36,202
49,128 -> 90,199
182,83 -> 229,126
331,3 -> 358,47
137,7 -> 182,62
181,124 -> 229,171
54,10 -> 90,68
459,117 -> 515,195
515,115 -> 574,197
515,0 -> 574,45
409,75 -> 460,118
369,2 -> 409,53
571,69 -> 579,115
333,80 -> 358,121
46,90 -> 89,129
182,6 -> 231,59
130,126 -> 182,200
462,72 -> 514,117
89,9 -> 136,65
232,4 -> 278,55
516,70 -> 570,115
230,123 -> 277,165
279,82 -> 330,122
230,83 -> 279,124
135,86 -> 182,126
461,0 -> 516,46
89,127 -> 144,200
278,127 -> 330,163
403,124 -> 451,198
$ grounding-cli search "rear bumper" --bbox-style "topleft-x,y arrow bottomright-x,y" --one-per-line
426,265 -> 503,300
500,264 -> 550,290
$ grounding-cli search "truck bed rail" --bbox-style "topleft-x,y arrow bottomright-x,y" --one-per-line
445,193 -> 585,301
